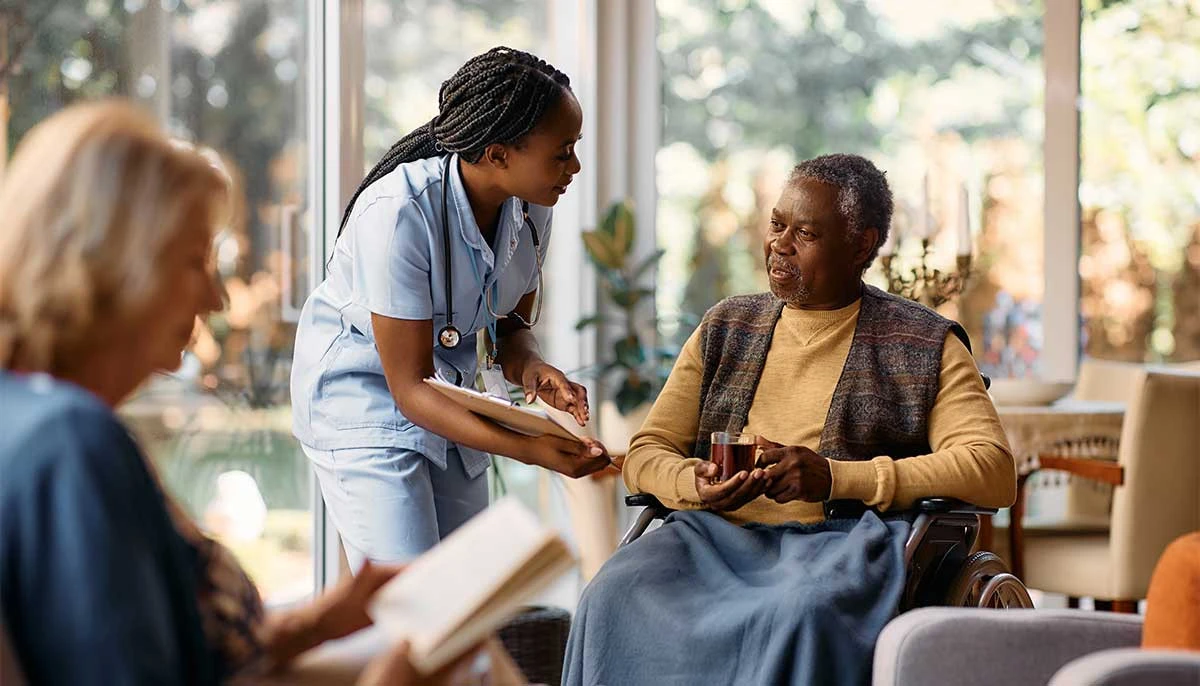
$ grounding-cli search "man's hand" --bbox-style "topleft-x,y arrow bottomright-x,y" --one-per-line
756,437 -> 833,504
694,461 -> 768,512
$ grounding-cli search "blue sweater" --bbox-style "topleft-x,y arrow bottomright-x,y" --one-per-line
0,372 -> 219,685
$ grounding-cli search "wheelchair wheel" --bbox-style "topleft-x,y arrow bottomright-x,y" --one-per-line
945,551 -> 1034,609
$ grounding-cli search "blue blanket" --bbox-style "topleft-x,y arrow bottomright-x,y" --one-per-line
563,510 -> 910,686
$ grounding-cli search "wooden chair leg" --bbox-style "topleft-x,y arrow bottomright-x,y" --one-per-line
1007,473 -> 1030,580
1111,600 -> 1139,614
1067,596 -> 1080,609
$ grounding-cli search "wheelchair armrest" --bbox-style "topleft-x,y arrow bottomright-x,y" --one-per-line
913,497 -> 997,516
624,493 -> 664,509
619,494 -> 675,547
824,497 -> 997,520
625,494 -> 675,518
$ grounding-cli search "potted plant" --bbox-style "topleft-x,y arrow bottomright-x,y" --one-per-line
577,201 -> 685,453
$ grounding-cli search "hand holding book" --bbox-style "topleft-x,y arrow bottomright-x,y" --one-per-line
368,498 -> 576,675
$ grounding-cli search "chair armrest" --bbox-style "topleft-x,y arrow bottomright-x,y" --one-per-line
1048,648 -> 1200,686
873,608 -> 1143,686
913,497 -> 997,516
619,494 -> 675,547
624,493 -> 675,518
825,497 -> 997,521
1034,455 -> 1124,486
624,493 -> 665,509
1007,456 -> 1124,579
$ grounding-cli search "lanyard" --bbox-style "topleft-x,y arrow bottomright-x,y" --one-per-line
465,248 -> 499,366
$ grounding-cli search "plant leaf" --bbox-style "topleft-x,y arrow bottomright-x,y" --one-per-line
611,287 -> 654,309
612,203 -> 635,258
606,272 -> 630,294
614,335 -> 646,368
582,230 -> 622,270
615,376 -> 653,415
656,346 -> 682,363
575,315 -> 605,331
599,202 -> 635,258
631,248 -> 666,281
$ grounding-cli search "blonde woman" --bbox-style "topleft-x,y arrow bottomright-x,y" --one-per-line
0,101 -> 481,685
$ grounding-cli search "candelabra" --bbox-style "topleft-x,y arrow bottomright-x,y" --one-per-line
880,239 -> 974,309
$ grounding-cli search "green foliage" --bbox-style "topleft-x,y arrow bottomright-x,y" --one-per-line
658,0 -> 1043,161
657,0 -> 1045,323
576,201 -> 679,415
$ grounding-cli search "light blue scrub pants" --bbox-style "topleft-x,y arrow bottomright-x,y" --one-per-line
304,445 -> 489,570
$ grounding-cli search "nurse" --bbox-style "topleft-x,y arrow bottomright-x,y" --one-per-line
291,47 -> 610,568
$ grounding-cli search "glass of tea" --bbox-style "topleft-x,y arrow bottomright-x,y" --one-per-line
710,431 -> 757,482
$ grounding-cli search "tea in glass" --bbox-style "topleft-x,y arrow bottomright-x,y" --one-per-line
710,431 -> 757,482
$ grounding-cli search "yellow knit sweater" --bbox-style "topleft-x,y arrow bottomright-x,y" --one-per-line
624,299 -> 1017,525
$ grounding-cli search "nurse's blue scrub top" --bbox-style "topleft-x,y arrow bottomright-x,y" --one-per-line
290,154 -> 551,478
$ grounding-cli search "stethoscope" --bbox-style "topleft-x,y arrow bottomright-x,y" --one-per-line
437,155 -> 544,350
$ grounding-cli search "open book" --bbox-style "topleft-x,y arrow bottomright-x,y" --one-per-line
424,375 -> 585,443
367,497 -> 577,674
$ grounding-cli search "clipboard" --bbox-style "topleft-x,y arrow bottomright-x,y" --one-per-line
424,376 -> 584,443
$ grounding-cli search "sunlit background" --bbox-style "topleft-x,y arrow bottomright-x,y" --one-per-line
5,0 -> 1198,603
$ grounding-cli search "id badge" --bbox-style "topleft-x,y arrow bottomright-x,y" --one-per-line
480,364 -> 509,401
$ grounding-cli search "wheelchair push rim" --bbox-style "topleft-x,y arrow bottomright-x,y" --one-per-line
945,551 -> 1035,609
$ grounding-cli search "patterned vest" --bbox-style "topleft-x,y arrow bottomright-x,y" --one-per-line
693,284 -> 972,462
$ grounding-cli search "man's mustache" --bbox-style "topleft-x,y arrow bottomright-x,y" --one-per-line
768,256 -> 801,277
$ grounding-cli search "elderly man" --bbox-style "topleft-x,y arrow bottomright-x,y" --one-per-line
563,154 -> 1015,686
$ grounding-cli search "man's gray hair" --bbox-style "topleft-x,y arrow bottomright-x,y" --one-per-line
788,153 -> 893,266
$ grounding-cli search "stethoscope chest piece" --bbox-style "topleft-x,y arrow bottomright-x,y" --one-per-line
438,325 -> 462,350
436,155 -> 542,351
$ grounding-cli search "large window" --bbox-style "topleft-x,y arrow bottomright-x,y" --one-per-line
1079,0 -> 1200,363
656,0 -> 1046,379
4,0 -> 316,604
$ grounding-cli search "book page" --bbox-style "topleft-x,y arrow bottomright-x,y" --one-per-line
424,542 -> 575,673
367,498 -> 575,671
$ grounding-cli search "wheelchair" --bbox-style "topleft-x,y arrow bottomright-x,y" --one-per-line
620,493 -> 1033,611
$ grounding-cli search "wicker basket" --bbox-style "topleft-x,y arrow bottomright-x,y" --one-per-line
497,605 -> 571,686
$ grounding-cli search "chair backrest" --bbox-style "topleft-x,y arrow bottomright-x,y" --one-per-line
1109,367 -> 1200,598
0,621 -> 28,686
1072,358 -> 1148,404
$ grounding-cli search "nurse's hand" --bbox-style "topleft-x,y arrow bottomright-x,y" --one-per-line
524,434 -> 611,478
521,361 -> 590,426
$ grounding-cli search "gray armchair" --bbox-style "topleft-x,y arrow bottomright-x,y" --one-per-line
1048,648 -> 1200,686
873,608 -> 1200,686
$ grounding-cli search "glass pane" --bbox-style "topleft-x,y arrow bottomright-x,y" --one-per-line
5,0 -> 315,604
656,0 -> 1045,378
362,0 -> 548,169
1079,0 -> 1200,363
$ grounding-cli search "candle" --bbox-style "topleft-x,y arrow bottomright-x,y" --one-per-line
918,172 -> 932,240
957,182 -> 973,256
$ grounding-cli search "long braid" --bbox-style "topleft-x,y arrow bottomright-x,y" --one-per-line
337,47 -> 571,237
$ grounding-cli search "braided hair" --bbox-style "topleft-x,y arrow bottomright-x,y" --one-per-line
337,46 -> 572,237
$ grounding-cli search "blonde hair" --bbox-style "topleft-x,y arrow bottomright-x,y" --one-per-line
0,99 -> 230,373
